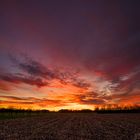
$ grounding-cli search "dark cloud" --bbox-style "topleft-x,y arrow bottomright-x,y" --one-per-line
0,73 -> 48,88
10,54 -> 56,79
107,69 -> 140,96
76,91 -> 106,105
81,98 -> 106,105
72,79 -> 91,89
9,55 -> 91,89
0,55 -> 91,90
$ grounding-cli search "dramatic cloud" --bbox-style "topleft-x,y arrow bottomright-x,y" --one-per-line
13,55 -> 90,87
0,0 -> 139,110
0,55 -> 91,91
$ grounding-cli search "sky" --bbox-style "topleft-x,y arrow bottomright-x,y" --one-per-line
0,0 -> 140,110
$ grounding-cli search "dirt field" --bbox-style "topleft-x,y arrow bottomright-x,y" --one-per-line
0,113 -> 140,140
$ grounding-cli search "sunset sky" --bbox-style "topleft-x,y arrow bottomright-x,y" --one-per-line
0,0 -> 140,110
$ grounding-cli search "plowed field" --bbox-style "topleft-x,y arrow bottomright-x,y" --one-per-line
0,113 -> 140,140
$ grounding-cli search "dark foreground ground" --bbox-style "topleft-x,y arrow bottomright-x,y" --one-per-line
0,113 -> 140,140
